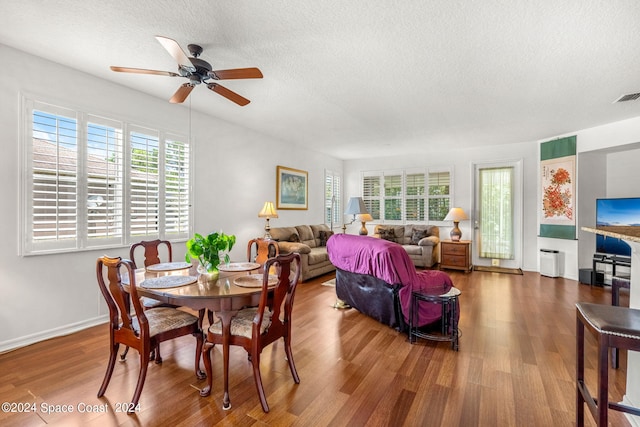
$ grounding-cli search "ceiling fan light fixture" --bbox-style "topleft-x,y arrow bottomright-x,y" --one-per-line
110,36 -> 262,105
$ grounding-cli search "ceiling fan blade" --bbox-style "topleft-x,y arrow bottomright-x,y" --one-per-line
169,83 -> 195,104
155,36 -> 196,72
110,66 -> 180,77
207,83 -> 250,106
208,67 -> 263,80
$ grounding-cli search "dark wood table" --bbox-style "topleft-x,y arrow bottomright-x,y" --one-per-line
128,264 -> 263,410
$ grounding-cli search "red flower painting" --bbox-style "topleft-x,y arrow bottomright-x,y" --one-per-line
542,167 -> 572,219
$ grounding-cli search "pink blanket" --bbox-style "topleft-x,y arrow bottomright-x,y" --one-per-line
327,234 -> 453,325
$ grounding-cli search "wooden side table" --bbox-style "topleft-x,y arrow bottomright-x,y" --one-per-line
440,240 -> 472,272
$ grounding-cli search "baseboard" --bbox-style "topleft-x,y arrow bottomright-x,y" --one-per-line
0,315 -> 108,354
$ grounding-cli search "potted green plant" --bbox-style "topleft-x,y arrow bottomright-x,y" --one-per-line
185,231 -> 236,274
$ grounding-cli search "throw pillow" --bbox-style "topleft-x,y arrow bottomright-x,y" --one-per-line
288,233 -> 300,243
319,230 -> 334,246
411,229 -> 428,245
379,228 -> 396,242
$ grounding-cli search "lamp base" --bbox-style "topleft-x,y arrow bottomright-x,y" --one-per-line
359,221 -> 368,235
450,221 -> 462,242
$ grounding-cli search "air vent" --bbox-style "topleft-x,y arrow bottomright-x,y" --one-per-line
613,93 -> 640,103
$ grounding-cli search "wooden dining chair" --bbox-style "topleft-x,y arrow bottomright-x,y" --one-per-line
246,238 -> 279,272
201,252 -> 301,412
96,256 -> 204,413
127,239 -> 179,362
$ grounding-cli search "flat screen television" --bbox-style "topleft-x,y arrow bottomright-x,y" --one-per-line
595,197 -> 640,258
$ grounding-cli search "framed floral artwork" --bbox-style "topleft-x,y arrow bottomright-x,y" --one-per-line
541,156 -> 575,223
540,135 -> 576,239
276,166 -> 308,210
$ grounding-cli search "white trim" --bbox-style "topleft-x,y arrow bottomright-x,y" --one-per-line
0,315 -> 108,354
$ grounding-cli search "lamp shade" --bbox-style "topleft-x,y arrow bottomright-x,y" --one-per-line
444,207 -> 468,241
345,197 -> 367,215
258,201 -> 278,218
444,207 -> 468,222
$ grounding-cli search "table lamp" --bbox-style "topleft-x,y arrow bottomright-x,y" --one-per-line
342,197 -> 369,234
357,213 -> 373,235
444,207 -> 469,241
258,201 -> 278,239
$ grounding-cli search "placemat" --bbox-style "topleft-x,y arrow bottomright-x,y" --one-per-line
140,275 -> 198,289
218,262 -> 261,272
146,262 -> 192,272
234,274 -> 278,288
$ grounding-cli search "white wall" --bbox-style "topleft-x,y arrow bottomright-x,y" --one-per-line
343,141 -> 540,272
543,120 -> 640,281
0,44 -> 341,352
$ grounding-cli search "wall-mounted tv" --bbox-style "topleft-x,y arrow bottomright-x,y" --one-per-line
595,197 -> 640,258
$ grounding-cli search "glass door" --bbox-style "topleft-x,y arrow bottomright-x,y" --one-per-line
472,160 -> 522,269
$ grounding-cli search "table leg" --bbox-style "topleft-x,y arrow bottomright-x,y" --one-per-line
217,310 -> 235,410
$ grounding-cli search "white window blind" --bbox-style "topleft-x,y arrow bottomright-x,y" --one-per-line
362,174 -> 381,220
165,136 -> 190,237
405,173 -> 425,222
383,173 -> 403,221
362,168 -> 452,223
86,116 -> 123,244
427,171 -> 451,221
23,97 -> 191,255
129,129 -> 160,238
324,170 -> 341,228
30,107 -> 78,251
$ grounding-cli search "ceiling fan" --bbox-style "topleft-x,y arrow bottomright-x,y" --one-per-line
110,36 -> 263,106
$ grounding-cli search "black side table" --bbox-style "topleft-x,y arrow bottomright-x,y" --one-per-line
409,287 -> 461,350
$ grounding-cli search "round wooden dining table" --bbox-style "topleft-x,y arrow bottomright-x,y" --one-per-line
128,262 -> 264,410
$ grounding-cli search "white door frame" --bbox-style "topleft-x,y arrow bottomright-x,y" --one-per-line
471,159 -> 523,269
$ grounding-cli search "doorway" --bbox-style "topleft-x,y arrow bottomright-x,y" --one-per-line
472,160 -> 523,269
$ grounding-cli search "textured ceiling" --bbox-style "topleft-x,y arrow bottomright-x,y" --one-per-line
2,1 -> 640,159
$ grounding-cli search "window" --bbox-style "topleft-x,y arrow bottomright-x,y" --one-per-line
324,170 -> 341,229
427,171 -> 451,221
23,98 -> 191,255
361,168 -> 452,223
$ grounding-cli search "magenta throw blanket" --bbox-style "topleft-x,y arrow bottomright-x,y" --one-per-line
327,234 -> 453,325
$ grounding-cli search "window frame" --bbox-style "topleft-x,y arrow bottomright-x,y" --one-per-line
324,169 -> 342,230
361,167 -> 453,225
20,96 -> 193,256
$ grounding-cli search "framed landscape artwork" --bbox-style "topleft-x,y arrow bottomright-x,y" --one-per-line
276,165 -> 308,210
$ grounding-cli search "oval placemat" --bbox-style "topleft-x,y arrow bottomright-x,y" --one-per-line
141,275 -> 197,289
146,262 -> 192,272
234,274 -> 278,288
218,262 -> 261,272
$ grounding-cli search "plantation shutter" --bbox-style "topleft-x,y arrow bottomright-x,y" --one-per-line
383,173 -> 402,221
428,171 -> 451,221
164,136 -> 190,238
362,174 -> 381,220
405,172 -> 425,222
129,128 -> 160,237
324,171 -> 341,227
30,107 -> 78,251
86,117 -> 123,244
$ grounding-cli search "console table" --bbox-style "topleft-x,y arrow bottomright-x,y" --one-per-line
592,253 -> 630,286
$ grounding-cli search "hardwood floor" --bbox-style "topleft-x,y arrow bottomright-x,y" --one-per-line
0,270 -> 633,426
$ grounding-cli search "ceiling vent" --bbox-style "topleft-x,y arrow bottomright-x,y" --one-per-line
613,93 -> 640,103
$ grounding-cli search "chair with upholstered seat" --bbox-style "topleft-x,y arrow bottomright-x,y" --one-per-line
128,239 -> 181,362
96,256 -> 204,413
246,238 -> 279,273
201,252 -> 301,412
130,239 -> 174,309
